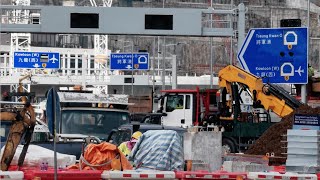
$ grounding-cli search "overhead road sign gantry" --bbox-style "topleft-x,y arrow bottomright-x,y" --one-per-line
0,5 -> 243,37
110,53 -> 149,70
238,27 -> 308,84
14,52 -> 60,69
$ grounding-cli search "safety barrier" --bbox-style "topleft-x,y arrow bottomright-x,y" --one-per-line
271,166 -> 286,173
5,167 -> 320,180
0,171 -> 24,180
248,172 -> 317,180
101,170 -> 177,180
23,169 -> 102,180
175,171 -> 247,180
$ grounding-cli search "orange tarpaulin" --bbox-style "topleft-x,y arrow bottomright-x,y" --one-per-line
68,142 -> 133,171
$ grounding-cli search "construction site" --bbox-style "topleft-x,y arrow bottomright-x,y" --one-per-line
1,0 -> 320,180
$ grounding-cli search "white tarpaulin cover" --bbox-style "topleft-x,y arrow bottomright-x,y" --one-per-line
0,145 -> 76,168
57,92 -> 130,105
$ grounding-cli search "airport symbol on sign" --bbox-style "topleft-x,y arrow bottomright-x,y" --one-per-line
238,27 -> 308,84
49,54 -> 59,63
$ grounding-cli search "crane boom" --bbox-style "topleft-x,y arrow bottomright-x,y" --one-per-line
218,65 -> 301,118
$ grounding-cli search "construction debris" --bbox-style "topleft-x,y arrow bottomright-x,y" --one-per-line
245,105 -> 320,157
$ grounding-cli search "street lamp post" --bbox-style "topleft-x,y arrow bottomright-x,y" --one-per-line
131,42 -> 134,96
152,37 -> 156,99
301,0 -> 310,104
114,39 -> 134,95
210,0 -> 213,88
161,42 -> 187,92
192,40 -> 224,87
210,39 -> 213,88
162,39 -> 166,92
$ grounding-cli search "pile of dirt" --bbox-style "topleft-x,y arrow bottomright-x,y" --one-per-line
245,105 -> 320,157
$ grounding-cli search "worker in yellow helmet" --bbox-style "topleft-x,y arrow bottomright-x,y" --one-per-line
118,131 -> 142,157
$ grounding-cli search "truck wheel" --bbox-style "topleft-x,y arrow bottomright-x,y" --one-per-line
222,138 -> 236,154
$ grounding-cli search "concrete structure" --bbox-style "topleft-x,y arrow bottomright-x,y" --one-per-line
184,131 -> 222,171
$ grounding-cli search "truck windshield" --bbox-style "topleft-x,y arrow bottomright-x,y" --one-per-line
61,109 -> 130,140
166,95 -> 184,112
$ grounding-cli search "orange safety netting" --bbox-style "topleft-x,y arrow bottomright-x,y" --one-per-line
68,142 -> 133,171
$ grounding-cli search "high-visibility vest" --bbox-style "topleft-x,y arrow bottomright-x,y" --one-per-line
118,142 -> 131,156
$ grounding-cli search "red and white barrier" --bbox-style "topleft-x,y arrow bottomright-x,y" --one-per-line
101,170 -> 176,180
19,167 -> 102,180
175,171 -> 247,180
248,172 -> 317,180
0,171 -> 24,180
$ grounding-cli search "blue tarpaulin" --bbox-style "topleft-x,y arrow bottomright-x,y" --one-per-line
129,130 -> 184,171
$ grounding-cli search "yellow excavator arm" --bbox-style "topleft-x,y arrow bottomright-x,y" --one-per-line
218,65 -> 301,118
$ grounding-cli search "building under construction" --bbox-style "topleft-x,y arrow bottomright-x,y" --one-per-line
0,0 -> 319,98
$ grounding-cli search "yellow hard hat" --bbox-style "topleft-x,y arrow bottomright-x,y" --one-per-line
131,131 -> 142,140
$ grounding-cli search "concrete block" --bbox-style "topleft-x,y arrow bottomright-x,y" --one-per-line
245,163 -> 271,172
184,131 -> 222,171
287,130 -> 320,136
232,161 -> 251,172
222,161 -> 233,172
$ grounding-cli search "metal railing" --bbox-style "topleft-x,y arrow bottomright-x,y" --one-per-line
0,52 -> 168,85
1,7 -> 41,25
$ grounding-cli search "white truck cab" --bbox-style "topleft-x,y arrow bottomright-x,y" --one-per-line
159,88 -> 219,128
161,93 -> 194,128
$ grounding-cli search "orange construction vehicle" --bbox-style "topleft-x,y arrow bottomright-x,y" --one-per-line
0,102 -> 36,171
0,74 -> 36,171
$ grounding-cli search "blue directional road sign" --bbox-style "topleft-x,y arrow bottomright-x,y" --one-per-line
238,27 -> 308,84
110,53 -> 149,70
14,52 -> 60,69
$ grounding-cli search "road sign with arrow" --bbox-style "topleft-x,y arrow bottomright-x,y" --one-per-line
14,52 -> 60,69
237,27 -> 308,84
110,53 -> 149,70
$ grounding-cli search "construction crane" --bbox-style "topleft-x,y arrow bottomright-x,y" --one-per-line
89,0 -> 112,55
89,0 -> 112,7
89,0 -> 113,94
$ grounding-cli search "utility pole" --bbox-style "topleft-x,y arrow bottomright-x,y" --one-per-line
152,37 -> 156,98
301,0 -> 310,104
162,38 -> 166,92
131,42 -> 134,95
210,0 -> 213,88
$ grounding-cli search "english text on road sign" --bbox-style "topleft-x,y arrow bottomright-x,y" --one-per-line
14,52 -> 60,69
237,27 -> 308,84
110,53 -> 149,70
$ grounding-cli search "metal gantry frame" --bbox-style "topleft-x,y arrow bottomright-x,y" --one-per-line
0,6 -> 242,36
0,4 -> 246,95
